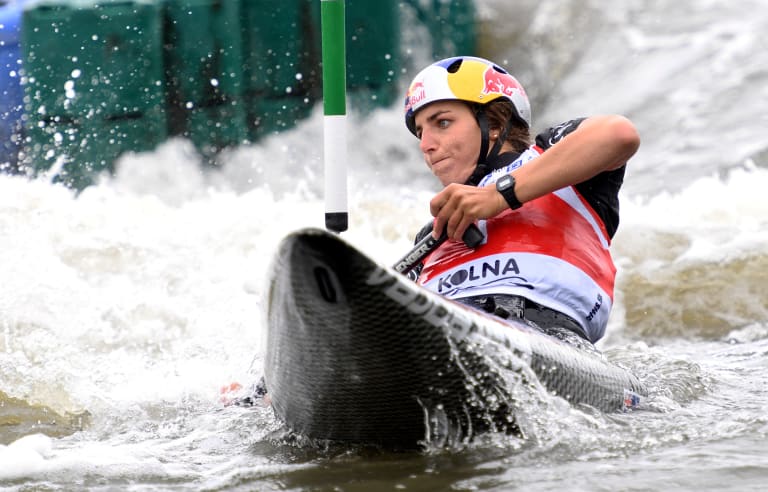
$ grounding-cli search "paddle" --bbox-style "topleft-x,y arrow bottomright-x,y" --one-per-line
393,223 -> 484,274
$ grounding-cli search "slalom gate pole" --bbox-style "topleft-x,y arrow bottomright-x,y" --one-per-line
321,0 -> 348,233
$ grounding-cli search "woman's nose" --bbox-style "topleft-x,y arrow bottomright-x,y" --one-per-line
419,128 -> 436,154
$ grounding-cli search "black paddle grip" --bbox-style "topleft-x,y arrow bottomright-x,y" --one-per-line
461,223 -> 484,249
393,223 -> 484,274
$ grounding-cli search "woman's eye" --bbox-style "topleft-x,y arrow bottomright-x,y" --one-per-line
438,119 -> 450,129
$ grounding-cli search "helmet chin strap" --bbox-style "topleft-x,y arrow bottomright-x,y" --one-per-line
488,123 -> 510,162
464,110 -> 511,186
476,110 -> 490,166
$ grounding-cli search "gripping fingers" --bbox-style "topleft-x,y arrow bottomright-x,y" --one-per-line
431,216 -> 446,239
454,215 -> 476,242
446,209 -> 466,241
431,184 -> 476,241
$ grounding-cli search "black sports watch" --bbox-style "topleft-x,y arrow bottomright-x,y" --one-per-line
496,174 -> 523,210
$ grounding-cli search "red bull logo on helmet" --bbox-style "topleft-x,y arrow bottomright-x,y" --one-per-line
404,81 -> 426,112
482,66 -> 525,100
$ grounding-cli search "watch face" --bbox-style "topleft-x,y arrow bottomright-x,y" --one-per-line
496,174 -> 521,209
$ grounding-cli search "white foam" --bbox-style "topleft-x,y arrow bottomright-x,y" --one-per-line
0,434 -> 53,479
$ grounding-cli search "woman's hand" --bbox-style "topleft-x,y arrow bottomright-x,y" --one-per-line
429,183 -> 507,241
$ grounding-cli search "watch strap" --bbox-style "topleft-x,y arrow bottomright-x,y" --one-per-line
497,175 -> 523,210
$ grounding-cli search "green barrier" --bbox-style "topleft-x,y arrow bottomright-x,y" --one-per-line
306,0 -> 401,113
242,0 -> 404,132
182,102 -> 248,158
240,0 -> 316,139
163,0 -> 248,157
242,0 -> 475,122
240,0 -> 313,99
17,0 -> 477,189
345,0 -> 400,110
426,0 -> 476,59
24,107 -> 166,189
248,95 -> 314,140
21,0 -> 166,188
405,0 -> 477,59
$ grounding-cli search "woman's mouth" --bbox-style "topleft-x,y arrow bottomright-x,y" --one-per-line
430,156 -> 449,168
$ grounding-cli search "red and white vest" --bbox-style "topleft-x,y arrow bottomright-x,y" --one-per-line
417,147 -> 616,342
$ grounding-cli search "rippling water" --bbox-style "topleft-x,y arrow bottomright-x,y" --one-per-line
2,0 -> 767,489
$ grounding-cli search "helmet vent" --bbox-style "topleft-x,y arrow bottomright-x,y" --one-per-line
446,59 -> 463,73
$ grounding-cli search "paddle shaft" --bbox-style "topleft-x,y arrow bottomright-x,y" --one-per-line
393,223 -> 484,274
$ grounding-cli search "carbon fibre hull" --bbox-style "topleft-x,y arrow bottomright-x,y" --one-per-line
265,228 -> 645,447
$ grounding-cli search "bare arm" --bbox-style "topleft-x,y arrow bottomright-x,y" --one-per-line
430,115 -> 640,240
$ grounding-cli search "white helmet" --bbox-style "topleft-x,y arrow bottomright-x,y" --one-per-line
404,56 -> 531,136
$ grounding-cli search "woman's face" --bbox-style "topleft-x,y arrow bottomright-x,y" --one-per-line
414,101 -> 481,186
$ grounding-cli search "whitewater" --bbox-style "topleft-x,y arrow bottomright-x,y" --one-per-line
1,0 -> 767,490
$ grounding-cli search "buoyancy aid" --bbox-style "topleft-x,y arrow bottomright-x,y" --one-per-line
416,147 -> 617,342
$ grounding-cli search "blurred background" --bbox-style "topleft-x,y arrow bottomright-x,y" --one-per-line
1,0 -> 480,188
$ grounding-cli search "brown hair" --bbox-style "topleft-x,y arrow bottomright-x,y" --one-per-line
481,100 -> 532,153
